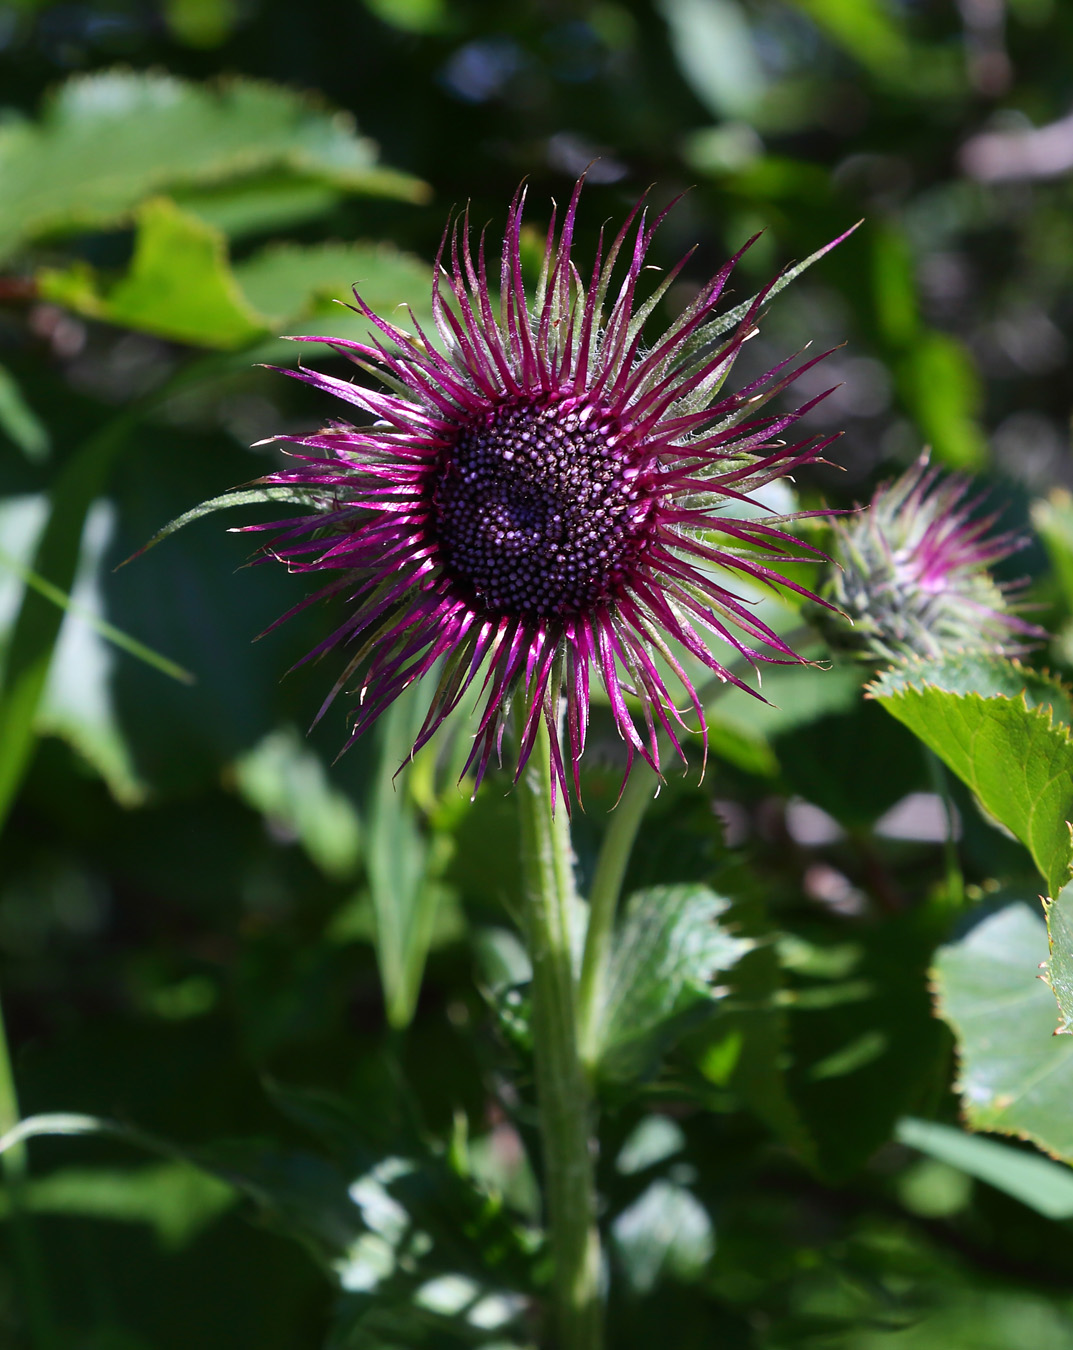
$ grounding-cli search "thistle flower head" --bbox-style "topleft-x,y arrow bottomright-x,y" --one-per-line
246,180 -> 849,805
827,453 -> 1042,663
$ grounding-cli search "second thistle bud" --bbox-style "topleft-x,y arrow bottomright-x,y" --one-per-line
822,454 -> 1041,663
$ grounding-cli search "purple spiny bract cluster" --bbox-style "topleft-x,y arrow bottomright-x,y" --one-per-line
243,180 -> 850,806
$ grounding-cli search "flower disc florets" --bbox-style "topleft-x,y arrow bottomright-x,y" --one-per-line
242,180 -> 852,805
826,454 -> 1042,662
435,395 -> 651,617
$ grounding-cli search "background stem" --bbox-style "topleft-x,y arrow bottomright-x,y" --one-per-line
517,733 -> 602,1350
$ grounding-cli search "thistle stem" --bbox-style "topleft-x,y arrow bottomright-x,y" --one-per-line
516,734 -> 602,1350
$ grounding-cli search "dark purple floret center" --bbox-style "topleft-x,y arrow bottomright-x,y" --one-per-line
434,397 -> 651,617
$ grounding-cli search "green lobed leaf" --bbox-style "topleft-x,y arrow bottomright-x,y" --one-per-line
38,197 -> 268,349
870,656 -> 1073,897
232,239 -> 432,332
0,69 -> 427,263
39,202 -> 434,351
591,884 -> 753,1085
933,904 -> 1073,1161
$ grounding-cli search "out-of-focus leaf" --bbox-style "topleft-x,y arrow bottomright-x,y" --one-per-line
232,240 -> 432,329
232,727 -> 362,880
590,884 -> 752,1084
709,661 -> 863,744
657,0 -> 766,121
366,689 -> 447,1030
611,1179 -> 714,1294
870,223 -> 987,470
175,177 -> 343,240
31,500 -> 177,805
788,0 -> 910,78
164,0 -> 238,47
896,1117 -> 1073,1219
933,904 -> 1073,1160
362,0 -> 453,33
870,658 -> 1073,897
0,536 -> 193,686
0,1162 -> 236,1247
0,69 -> 427,263
0,364 -> 49,463
775,695 -> 925,828
40,209 -> 434,352
39,198 -> 267,349
1033,489 -> 1073,611
785,909 -> 946,1181
898,331 -> 988,471
0,415 -> 135,830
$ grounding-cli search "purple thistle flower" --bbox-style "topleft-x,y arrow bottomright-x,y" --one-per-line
828,453 -> 1043,662
244,181 -> 849,805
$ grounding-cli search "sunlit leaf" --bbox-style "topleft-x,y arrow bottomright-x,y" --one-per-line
0,69 -> 427,263
38,198 -> 267,349
591,884 -> 752,1084
933,904 -> 1073,1161
870,657 -> 1073,897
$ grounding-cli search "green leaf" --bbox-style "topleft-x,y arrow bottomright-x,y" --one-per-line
0,1162 -> 236,1248
0,69 -> 427,263
787,0 -> 911,79
590,884 -> 752,1084
362,0 -> 453,33
870,657 -> 1073,897
933,904 -> 1073,1161
175,176 -> 344,240
611,1178 -> 714,1295
0,540 -> 193,686
0,417 -> 135,831
366,689 -> 449,1030
123,483 -> 325,565
658,0 -> 766,121
896,1117 -> 1073,1219
0,363 -> 49,463
232,727 -> 362,881
40,205 -> 434,352
898,330 -> 988,470
39,198 -> 267,349
1043,878 -> 1073,1034
232,239 -> 433,330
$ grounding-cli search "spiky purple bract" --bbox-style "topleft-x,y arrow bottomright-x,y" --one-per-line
828,453 -> 1043,662
246,181 -> 846,806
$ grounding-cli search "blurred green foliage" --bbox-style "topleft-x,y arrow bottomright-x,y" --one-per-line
4,0 -> 1073,1346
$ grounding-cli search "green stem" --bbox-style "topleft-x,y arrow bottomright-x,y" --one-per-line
576,626 -> 817,1077
925,747 -> 964,907
576,762 -> 656,1072
517,734 -> 602,1350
